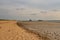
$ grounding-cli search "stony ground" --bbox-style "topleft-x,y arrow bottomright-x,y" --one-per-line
0,21 -> 41,40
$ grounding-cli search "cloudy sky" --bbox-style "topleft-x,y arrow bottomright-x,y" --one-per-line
0,0 -> 60,20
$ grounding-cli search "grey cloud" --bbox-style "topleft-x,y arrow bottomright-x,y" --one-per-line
0,0 -> 60,20
0,0 -> 60,9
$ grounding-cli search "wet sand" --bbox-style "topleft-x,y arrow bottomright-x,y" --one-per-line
17,21 -> 60,40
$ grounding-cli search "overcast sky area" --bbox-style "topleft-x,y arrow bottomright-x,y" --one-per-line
0,0 -> 60,20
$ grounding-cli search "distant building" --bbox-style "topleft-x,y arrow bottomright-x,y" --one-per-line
38,20 -> 43,21
29,19 -> 32,21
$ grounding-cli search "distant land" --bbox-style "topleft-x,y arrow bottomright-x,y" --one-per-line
47,20 -> 60,23
0,19 -> 60,23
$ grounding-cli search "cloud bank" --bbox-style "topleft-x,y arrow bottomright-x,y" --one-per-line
0,0 -> 60,20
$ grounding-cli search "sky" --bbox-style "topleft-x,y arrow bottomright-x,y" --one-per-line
0,0 -> 60,20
